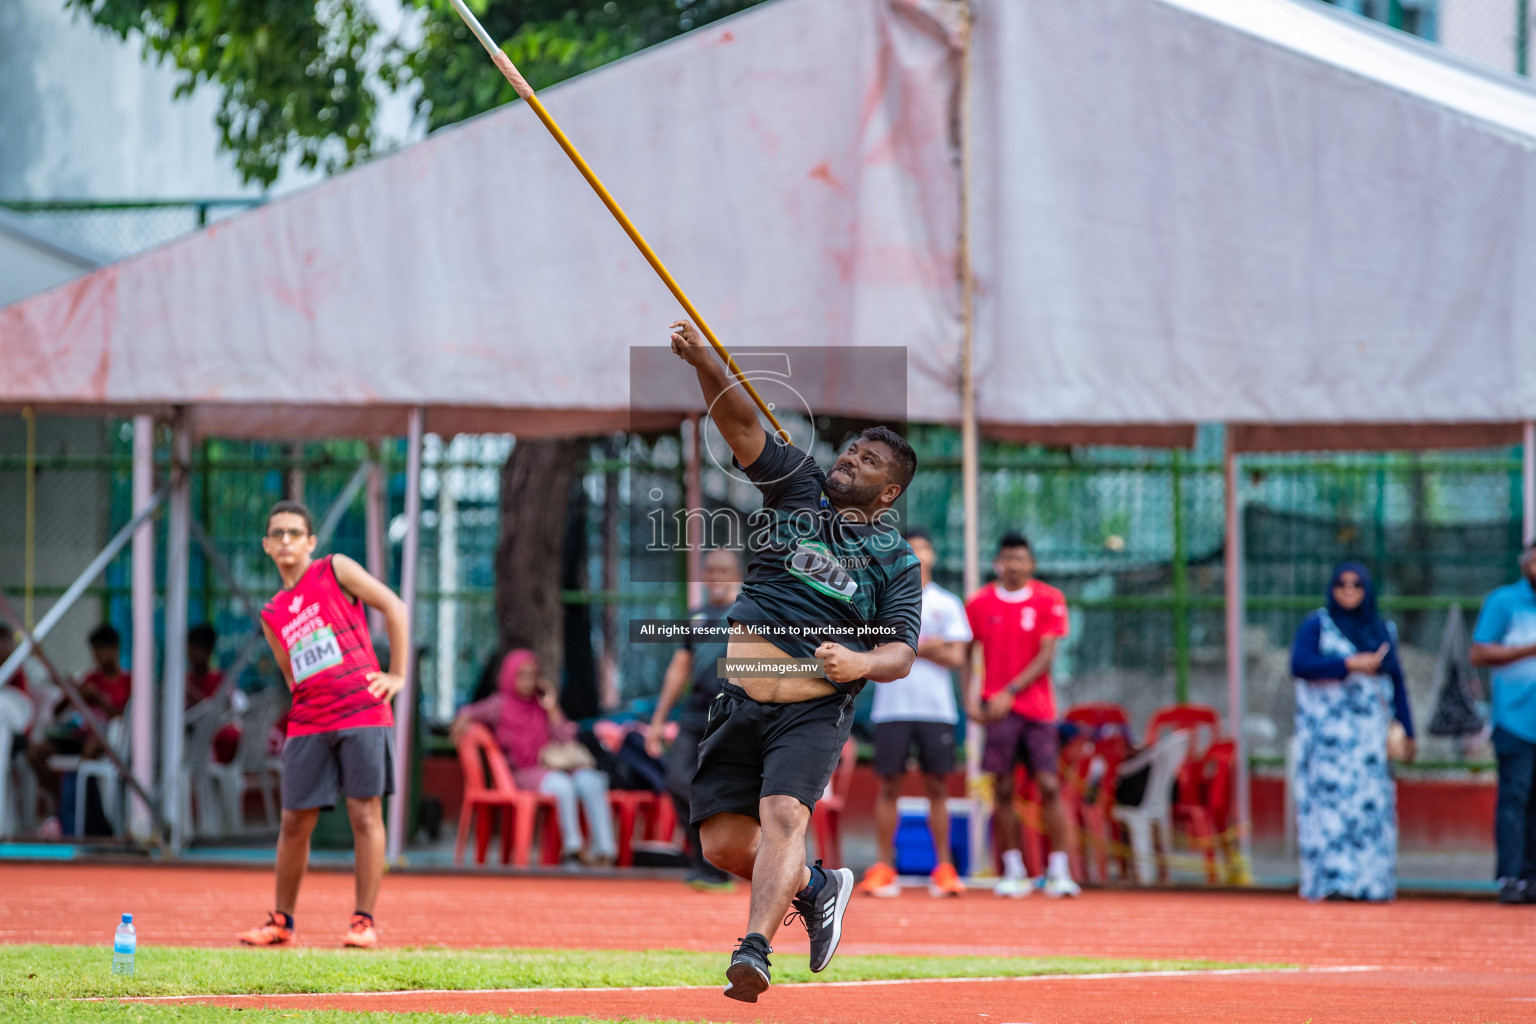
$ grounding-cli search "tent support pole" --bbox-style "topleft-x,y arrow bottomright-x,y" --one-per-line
160,409 -> 192,852
437,456 -> 459,723
387,408 -> 424,864
1524,420 -> 1534,546
1224,427 -> 1252,882
130,414 -> 157,841
366,443 -> 387,637
957,0 -> 988,875
686,414 -> 704,609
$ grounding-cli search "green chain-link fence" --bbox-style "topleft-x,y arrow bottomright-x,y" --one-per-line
3,417 -> 1524,768
0,200 -> 261,263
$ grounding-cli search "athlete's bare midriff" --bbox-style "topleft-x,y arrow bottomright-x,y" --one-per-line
727,625 -> 840,703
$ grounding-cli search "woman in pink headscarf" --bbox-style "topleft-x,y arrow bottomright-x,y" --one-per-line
451,649 -> 616,865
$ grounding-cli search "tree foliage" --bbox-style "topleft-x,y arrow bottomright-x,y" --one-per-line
68,0 -> 769,187
68,0 -> 380,186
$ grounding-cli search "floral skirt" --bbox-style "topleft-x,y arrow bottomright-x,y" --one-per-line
1294,676 -> 1396,901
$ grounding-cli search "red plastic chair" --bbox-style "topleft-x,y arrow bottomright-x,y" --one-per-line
1144,704 -> 1220,762
1145,707 -> 1229,883
1146,704 -> 1220,809
646,793 -> 678,844
1064,702 -> 1131,735
1179,736 -> 1241,884
1062,704 -> 1134,882
1200,739 -> 1236,835
810,738 -> 858,869
453,722 -> 561,867
605,790 -> 659,867
1058,736 -> 1112,883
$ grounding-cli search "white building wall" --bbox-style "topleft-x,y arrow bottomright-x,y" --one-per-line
0,0 -> 261,199
1438,0 -> 1525,73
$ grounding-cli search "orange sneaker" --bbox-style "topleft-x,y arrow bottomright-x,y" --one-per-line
856,861 -> 901,898
238,911 -> 294,946
343,913 -> 378,949
928,862 -> 965,897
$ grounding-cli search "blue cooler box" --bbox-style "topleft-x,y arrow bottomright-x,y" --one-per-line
893,796 -> 975,877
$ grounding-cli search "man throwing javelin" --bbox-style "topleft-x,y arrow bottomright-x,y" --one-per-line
668,320 -> 923,1003
238,500 -> 409,949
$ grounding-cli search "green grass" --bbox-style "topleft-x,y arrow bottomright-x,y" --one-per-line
3,945 -> 1286,1024
4,944 -> 1272,1001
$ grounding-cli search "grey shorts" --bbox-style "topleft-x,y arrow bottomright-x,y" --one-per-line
281,726 -> 394,811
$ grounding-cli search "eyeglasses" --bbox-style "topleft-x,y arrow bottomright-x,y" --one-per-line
266,528 -> 309,542
1333,578 -> 1364,591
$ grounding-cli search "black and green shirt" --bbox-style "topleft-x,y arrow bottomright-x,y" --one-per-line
729,429 -> 922,695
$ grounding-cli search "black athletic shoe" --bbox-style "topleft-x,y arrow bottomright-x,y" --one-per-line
723,933 -> 772,1002
1498,879 -> 1531,905
787,860 -> 855,973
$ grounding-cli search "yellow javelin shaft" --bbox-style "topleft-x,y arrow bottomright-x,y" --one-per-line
446,0 -> 790,445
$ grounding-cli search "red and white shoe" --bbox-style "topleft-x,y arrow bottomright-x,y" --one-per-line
343,913 -> 379,948
238,911 -> 294,946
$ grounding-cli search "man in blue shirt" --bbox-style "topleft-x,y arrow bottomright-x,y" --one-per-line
1471,544 -> 1536,905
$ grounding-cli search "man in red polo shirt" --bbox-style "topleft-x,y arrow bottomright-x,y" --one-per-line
965,533 -> 1079,898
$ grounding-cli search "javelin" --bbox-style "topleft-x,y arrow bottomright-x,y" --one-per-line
447,0 -> 790,445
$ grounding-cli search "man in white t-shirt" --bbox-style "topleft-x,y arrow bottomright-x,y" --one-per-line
857,529 -> 973,898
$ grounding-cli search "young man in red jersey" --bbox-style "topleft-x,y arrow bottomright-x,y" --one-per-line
238,500 -> 409,949
965,533 -> 1080,898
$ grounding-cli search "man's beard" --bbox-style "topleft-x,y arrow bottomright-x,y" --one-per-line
824,468 -> 884,510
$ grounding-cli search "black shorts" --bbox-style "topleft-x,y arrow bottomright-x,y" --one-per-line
873,720 -> 956,778
281,726 -> 394,811
689,683 -> 854,825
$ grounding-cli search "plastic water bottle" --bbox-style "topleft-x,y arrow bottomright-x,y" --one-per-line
111,914 -> 136,976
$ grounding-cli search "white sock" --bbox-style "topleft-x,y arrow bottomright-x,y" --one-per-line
1048,851 -> 1072,880
1002,849 -> 1026,880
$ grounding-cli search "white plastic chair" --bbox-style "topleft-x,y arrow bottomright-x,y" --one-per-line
1283,733 -> 1303,857
183,696 -> 235,837
207,688 -> 286,833
1110,731 -> 1190,885
0,687 -> 35,837
72,714 -> 131,838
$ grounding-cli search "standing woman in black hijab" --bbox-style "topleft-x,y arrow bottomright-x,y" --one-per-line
1289,562 -> 1416,901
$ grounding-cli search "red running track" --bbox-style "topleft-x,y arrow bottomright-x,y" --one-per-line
6,864 -> 1532,1022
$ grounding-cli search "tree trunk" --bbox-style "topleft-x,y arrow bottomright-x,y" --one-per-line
495,438 -> 585,683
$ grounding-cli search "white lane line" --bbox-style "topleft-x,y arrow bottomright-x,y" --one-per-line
109,965 -> 1386,1003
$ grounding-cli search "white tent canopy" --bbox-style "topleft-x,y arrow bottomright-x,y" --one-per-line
4,0 -> 1536,440
971,0 -> 1536,447
0,0 -> 963,438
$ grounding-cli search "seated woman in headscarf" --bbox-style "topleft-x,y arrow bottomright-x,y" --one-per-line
451,648 -> 617,866
1289,562 -> 1416,902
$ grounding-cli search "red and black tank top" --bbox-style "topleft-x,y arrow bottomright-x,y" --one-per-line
260,555 -> 393,736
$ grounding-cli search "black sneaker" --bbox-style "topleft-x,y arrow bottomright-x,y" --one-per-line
787,860 -> 855,973
723,933 -> 772,1003
1499,878 -> 1530,905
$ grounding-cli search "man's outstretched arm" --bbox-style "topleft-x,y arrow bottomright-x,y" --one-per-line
669,319 -> 767,468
